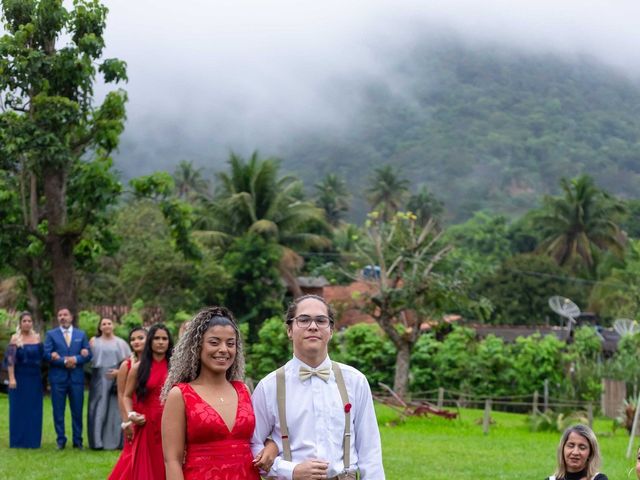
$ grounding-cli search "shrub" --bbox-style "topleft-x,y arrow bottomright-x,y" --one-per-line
332,323 -> 395,389
246,316 -> 291,382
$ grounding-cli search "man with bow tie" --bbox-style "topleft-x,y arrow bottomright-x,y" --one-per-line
251,295 -> 385,479
44,308 -> 92,450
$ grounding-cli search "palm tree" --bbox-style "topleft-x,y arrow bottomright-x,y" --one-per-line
205,152 -> 330,296
406,185 -> 444,227
173,160 -> 210,202
535,175 -> 627,271
314,173 -> 350,227
366,165 -> 410,221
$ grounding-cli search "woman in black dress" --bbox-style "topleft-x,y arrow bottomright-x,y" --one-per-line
546,424 -> 607,480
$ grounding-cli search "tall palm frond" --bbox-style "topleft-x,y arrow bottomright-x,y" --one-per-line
314,173 -> 350,227
366,165 -> 410,221
535,175 -> 627,270
204,152 -> 331,294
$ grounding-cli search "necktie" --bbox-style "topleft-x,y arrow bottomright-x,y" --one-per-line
299,366 -> 331,382
64,330 -> 71,347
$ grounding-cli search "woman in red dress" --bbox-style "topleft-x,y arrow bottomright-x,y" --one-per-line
108,326 -> 147,480
161,307 -> 277,480
123,324 -> 173,480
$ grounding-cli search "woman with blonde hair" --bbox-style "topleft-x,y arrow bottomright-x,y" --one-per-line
6,311 -> 44,448
547,424 -> 608,480
161,306 -> 276,480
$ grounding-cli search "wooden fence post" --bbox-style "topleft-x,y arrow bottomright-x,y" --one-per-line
483,398 -> 492,435
544,379 -> 549,411
587,403 -> 593,427
533,391 -> 539,414
437,387 -> 444,408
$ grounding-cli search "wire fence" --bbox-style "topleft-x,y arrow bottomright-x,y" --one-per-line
373,386 -> 598,415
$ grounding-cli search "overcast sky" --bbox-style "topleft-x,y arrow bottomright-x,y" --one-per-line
62,0 -> 640,171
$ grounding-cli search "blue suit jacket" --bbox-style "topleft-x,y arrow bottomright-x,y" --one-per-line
44,328 -> 92,384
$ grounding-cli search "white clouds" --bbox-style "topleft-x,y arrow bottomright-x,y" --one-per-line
93,0 -> 640,168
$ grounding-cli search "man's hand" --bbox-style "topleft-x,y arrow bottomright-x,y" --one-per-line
80,348 -> 89,357
64,356 -> 77,368
51,352 -> 60,361
292,460 -> 329,480
8,379 -> 17,389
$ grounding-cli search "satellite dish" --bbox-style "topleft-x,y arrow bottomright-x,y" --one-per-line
614,318 -> 640,337
548,296 -> 580,337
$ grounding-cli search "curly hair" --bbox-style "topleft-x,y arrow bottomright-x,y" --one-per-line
161,306 -> 245,402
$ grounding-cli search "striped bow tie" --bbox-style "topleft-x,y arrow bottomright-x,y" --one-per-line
299,366 -> 331,382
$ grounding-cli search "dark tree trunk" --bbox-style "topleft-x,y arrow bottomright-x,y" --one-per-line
44,168 -> 77,326
393,340 -> 412,398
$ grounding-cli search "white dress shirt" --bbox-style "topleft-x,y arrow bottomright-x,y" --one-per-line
251,355 -> 385,479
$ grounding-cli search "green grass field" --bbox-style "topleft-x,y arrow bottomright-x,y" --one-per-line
0,393 -> 638,479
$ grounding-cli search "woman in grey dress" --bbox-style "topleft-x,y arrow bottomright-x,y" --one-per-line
88,318 -> 131,450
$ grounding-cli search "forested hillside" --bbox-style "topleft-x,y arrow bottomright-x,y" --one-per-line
281,41 -> 640,221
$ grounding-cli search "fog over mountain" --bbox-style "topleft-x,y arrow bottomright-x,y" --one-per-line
95,1 -> 640,201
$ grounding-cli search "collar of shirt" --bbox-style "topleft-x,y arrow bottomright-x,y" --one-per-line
60,326 -> 73,335
290,354 -> 332,382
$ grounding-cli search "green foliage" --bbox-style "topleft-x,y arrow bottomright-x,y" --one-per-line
77,310 -> 99,337
208,152 -> 328,248
562,326 -> 603,402
221,234 -> 285,341
512,333 -> 565,395
607,332 -> 640,388
314,173 -> 350,227
469,334 -> 516,397
432,326 -> 477,392
529,409 -> 589,433
621,199 -> 640,239
475,253 -> 589,325
80,200 -> 225,319
283,42 -> 640,222
534,175 -> 627,272
589,239 -> 640,320
245,316 -> 291,381
409,333 -> 440,393
0,0 -> 127,320
332,323 -> 395,388
114,299 -> 144,339
406,185 -> 443,227
130,173 -> 201,260
365,165 -> 409,222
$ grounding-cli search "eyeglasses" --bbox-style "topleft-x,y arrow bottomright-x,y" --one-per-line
291,315 -> 332,329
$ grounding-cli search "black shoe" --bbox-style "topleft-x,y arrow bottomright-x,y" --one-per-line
73,444 -> 83,450
56,444 -> 66,450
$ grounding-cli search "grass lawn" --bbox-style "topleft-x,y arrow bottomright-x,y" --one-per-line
0,393 -> 638,479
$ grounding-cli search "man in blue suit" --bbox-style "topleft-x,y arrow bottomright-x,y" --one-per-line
44,308 -> 92,450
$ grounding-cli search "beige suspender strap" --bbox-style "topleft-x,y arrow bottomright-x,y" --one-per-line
276,366 -> 292,462
331,361 -> 351,471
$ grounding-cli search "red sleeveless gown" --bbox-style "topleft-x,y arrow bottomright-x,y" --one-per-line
130,358 -> 168,480
177,381 -> 261,480
108,359 -> 133,480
